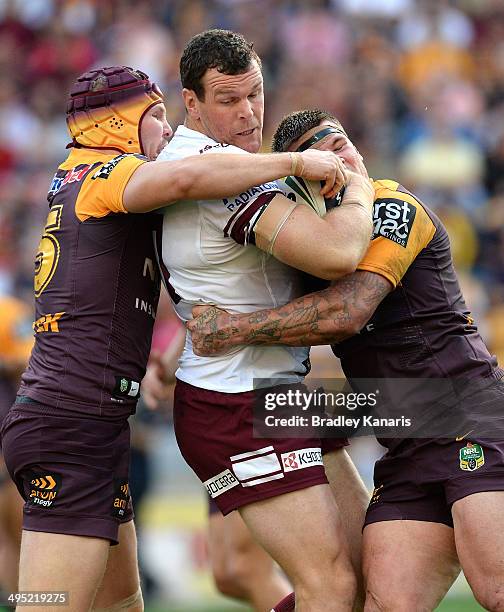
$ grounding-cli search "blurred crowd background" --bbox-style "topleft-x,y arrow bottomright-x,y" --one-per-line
1,0 -> 504,360
0,0 -> 503,609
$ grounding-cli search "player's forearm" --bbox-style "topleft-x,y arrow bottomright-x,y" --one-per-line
189,271 -> 392,355
193,284 -> 359,353
124,153 -> 294,212
181,153 -> 294,201
234,287 -> 355,347
321,177 -> 374,274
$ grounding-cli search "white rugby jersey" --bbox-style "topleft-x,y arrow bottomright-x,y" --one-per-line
156,125 -> 310,392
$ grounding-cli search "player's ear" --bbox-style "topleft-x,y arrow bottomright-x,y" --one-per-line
182,88 -> 200,120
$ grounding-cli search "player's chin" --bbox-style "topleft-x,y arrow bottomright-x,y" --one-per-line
157,141 -> 168,157
234,129 -> 261,153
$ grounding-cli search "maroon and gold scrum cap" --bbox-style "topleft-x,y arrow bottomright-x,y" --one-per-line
66,66 -> 164,155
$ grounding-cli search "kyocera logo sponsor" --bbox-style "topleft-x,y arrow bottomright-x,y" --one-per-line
281,448 -> 323,472
372,198 -> 416,248
204,469 -> 239,499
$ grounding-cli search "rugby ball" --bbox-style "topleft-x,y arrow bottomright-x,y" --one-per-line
281,176 -> 342,216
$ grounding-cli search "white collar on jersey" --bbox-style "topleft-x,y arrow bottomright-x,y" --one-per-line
175,124 -> 216,143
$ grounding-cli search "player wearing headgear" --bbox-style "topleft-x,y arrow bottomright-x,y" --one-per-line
189,109 -> 504,612
0,67 -> 345,612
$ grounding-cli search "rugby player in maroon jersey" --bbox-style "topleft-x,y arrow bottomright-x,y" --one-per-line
0,71 -> 346,611
189,109 -> 504,612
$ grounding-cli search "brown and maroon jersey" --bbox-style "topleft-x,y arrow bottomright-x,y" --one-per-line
333,179 -> 503,382
19,148 -> 162,417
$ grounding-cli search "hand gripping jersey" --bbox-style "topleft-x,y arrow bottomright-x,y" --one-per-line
19,149 -> 162,417
157,126 -> 310,392
334,179 -> 503,381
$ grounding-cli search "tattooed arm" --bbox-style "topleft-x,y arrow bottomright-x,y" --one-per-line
187,271 -> 392,355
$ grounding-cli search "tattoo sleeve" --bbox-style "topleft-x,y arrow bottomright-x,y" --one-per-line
227,271 -> 392,347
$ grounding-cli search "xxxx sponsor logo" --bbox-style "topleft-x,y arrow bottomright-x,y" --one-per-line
92,154 -> 130,180
28,473 -> 60,508
281,447 -> 323,473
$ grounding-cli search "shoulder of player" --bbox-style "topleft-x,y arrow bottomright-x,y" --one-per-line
159,126 -> 248,160
372,178 -> 430,216
370,178 -> 437,251
59,149 -> 144,170
72,152 -> 147,220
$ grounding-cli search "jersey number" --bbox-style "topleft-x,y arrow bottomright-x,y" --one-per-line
34,204 -> 63,297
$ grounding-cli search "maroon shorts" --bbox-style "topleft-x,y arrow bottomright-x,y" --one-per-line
175,380 -> 347,516
206,436 -> 348,515
1,403 -> 133,544
365,436 -> 504,528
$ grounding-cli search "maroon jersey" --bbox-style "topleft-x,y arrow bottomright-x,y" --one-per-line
19,149 -> 162,417
333,179 -> 502,381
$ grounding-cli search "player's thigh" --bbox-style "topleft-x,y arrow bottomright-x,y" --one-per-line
363,520 -> 459,612
452,491 -> 504,610
18,529 -> 109,612
93,520 -> 142,611
240,483 -> 353,586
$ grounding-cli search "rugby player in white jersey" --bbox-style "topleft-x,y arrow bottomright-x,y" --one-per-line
156,29 -> 373,611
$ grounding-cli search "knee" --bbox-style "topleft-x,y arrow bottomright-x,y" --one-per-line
296,562 -> 357,603
212,565 -> 247,600
212,552 -> 260,600
364,588 -> 433,612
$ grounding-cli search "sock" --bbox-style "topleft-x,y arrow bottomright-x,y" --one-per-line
272,591 -> 295,611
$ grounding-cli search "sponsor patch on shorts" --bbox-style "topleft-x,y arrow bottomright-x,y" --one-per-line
281,447 -> 323,472
204,469 -> 240,499
112,480 -> 130,517
27,472 -> 61,508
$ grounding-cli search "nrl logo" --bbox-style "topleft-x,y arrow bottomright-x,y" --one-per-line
459,442 -> 485,471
